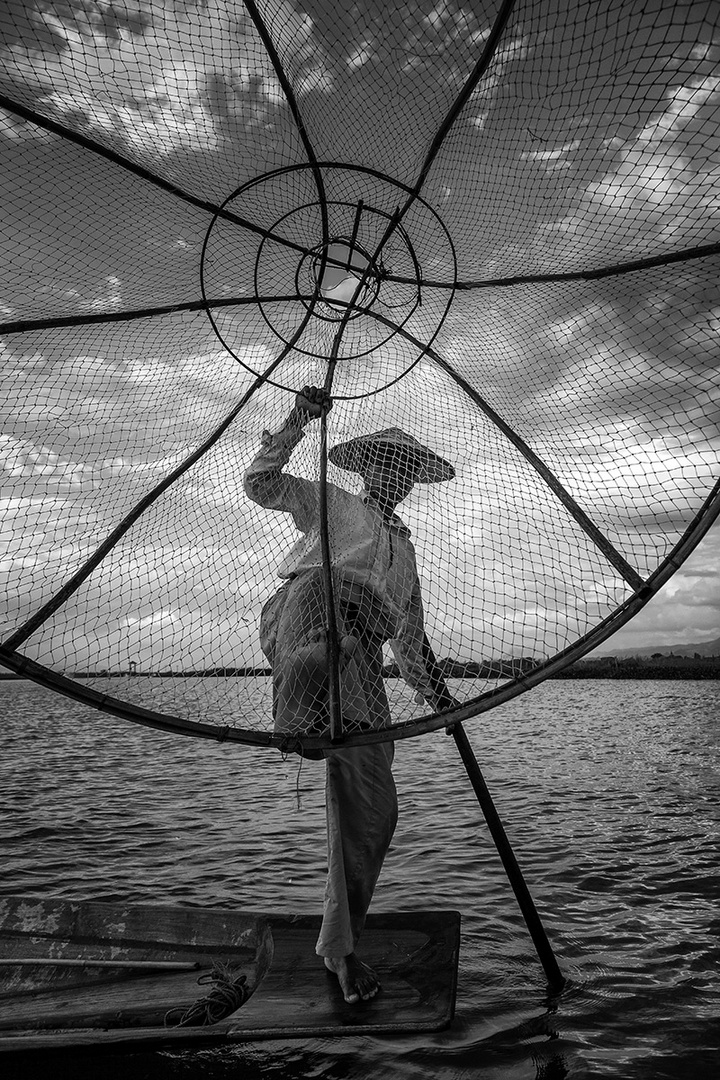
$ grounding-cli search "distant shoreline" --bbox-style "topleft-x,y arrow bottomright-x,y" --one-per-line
550,655 -> 720,680
2,655 -> 719,682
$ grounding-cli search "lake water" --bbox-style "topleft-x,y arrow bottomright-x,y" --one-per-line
1,677 -> 718,1079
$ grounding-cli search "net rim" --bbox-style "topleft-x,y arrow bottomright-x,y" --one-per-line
3,477 -> 718,752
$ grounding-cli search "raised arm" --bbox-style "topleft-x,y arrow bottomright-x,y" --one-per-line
243,387 -> 332,531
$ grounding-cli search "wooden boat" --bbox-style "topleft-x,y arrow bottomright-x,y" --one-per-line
0,895 -> 273,1048
0,896 -> 460,1052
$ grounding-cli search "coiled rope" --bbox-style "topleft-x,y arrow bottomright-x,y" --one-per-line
164,961 -> 249,1027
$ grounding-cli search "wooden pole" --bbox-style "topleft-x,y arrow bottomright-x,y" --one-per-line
319,344 -> 345,743
450,720 -> 565,992
318,399 -> 342,742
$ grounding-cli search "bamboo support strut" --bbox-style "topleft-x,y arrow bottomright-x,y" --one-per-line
0,958 -> 201,971
318,402 -> 342,743
418,634 -> 564,989
450,720 -> 566,992
320,345 -> 343,743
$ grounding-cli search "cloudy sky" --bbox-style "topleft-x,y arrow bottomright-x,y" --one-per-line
1,1 -> 719,721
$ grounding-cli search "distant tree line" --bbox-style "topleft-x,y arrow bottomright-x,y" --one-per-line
4,652 -> 714,682
383,657 -> 539,679
551,653 -> 720,679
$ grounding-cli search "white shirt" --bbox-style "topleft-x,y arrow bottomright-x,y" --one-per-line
244,424 -> 437,701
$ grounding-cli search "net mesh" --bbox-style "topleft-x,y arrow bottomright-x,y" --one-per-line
1,0 -> 719,747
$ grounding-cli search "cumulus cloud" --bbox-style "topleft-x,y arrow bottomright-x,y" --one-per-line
594,524 -> 720,652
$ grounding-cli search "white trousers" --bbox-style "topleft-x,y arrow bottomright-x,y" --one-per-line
316,740 -> 398,957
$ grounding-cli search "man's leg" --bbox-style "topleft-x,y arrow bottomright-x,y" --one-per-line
315,629 -> 397,1002
269,574 -> 330,735
316,739 -> 398,1002
271,573 -> 373,738
265,576 -> 398,1000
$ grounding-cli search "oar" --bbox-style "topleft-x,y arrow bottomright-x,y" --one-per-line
0,958 -> 201,971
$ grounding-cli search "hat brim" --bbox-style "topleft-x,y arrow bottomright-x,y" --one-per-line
329,434 -> 455,484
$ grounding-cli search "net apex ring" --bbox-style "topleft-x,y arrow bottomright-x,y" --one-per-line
199,162 -> 457,399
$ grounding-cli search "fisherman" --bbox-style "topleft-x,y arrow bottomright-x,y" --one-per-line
244,385 -> 456,1004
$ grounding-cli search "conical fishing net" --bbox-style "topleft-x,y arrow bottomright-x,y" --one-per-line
1,0 -> 719,751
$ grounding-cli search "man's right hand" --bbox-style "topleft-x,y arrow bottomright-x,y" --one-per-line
293,385 -> 332,424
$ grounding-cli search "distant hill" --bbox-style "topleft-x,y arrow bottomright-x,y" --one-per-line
595,635 -> 720,659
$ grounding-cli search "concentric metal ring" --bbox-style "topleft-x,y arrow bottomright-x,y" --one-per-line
200,163 -> 457,399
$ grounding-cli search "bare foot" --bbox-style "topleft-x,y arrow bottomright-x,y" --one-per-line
324,953 -> 380,1003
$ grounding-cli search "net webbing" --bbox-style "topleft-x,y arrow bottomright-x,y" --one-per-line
1,1 -> 719,748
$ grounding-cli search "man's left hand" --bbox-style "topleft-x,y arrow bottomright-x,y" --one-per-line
294,385 -> 332,422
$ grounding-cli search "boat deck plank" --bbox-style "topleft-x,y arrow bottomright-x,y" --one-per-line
228,910 -> 460,1038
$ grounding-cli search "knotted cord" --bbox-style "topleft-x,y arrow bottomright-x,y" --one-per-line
164,963 -> 249,1028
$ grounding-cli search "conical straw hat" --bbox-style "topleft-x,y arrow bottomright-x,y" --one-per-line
329,427 -> 455,483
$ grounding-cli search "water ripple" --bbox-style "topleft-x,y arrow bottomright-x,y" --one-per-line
1,677 -> 719,1079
